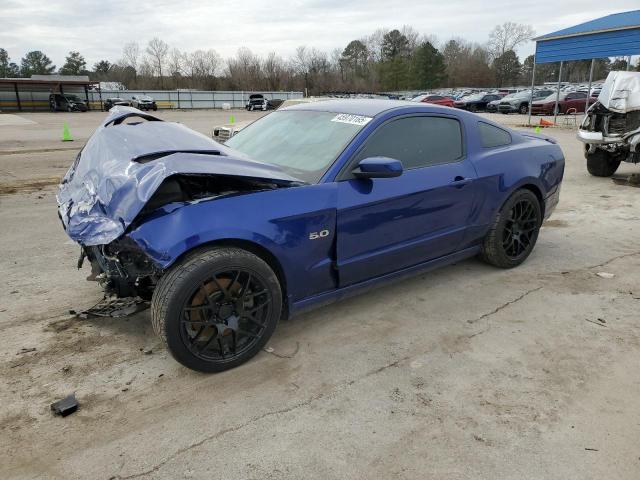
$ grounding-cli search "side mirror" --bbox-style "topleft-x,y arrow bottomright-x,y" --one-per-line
352,157 -> 403,179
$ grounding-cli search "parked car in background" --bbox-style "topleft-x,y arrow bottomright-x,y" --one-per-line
498,90 -> 555,114
212,120 -> 253,143
131,95 -> 157,111
486,98 -> 502,112
531,91 -> 597,115
246,94 -> 271,111
104,98 -> 131,111
58,101 -> 564,372
417,95 -> 455,107
454,93 -> 502,112
577,71 -> 640,177
49,94 -> 88,112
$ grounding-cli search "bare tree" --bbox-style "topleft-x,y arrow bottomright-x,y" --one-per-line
227,47 -> 262,90
122,42 -> 140,70
488,22 -> 535,59
146,37 -> 169,87
401,25 -> 421,52
167,48 -> 185,88
263,52 -> 285,90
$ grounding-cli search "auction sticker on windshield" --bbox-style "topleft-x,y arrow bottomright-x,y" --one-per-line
331,114 -> 372,126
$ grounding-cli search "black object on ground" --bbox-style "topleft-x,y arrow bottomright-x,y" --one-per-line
50,394 -> 79,417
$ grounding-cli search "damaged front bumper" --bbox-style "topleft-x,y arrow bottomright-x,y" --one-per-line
80,236 -> 162,298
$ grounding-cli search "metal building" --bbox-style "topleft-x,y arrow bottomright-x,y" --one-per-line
529,10 -> 640,124
0,75 -> 96,112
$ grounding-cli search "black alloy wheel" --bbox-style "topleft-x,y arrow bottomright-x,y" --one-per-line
179,269 -> 272,364
501,197 -> 539,260
151,247 -> 282,372
479,189 -> 542,268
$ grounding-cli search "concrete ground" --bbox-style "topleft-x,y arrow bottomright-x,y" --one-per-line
0,109 -> 639,480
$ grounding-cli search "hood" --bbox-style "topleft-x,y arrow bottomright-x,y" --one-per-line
57,106 -> 301,246
596,71 -> 640,114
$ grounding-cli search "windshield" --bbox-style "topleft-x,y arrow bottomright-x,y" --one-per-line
66,95 -> 81,101
225,110 -> 367,183
463,93 -> 484,101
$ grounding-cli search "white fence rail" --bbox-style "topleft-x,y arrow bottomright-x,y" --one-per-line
0,87 -> 303,111
90,90 -> 304,110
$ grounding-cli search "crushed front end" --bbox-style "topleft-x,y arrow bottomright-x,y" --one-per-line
57,106 -> 301,301
80,237 -> 162,299
577,71 -> 640,164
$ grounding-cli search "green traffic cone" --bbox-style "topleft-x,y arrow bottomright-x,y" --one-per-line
535,126 -> 541,134
229,115 -> 235,124
62,123 -> 74,142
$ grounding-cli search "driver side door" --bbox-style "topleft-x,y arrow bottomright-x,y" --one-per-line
335,114 -> 479,287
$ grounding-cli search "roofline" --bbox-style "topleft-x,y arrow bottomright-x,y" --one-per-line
0,78 -> 96,86
534,24 -> 640,42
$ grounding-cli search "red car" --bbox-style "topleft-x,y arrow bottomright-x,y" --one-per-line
530,91 -> 597,115
420,94 -> 455,107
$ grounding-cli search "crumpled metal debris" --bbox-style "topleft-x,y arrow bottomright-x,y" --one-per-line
76,296 -> 149,319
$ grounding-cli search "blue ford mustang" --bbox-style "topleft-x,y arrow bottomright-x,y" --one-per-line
58,101 -> 564,372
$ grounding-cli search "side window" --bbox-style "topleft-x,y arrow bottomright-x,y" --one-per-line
354,116 -> 463,170
478,122 -> 511,148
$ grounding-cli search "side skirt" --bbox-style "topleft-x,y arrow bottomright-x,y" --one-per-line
289,245 -> 481,317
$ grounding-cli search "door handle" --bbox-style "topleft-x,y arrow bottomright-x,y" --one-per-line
449,176 -> 472,188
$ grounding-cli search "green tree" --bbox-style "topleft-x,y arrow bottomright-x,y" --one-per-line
410,41 -> 446,89
492,50 -> 521,87
20,50 -> 55,77
93,60 -> 111,75
381,29 -> 410,60
0,48 -> 20,77
340,40 -> 369,79
59,51 -> 87,75
610,58 -> 628,71
380,29 -> 410,90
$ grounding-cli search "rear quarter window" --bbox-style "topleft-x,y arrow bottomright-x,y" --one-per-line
478,122 -> 511,148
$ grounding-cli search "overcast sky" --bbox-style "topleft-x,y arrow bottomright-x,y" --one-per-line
1,0 -> 638,68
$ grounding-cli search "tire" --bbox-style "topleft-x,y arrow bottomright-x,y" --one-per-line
152,105 -> 157,111
586,148 -> 621,177
519,103 -> 528,114
151,247 -> 282,372
67,105 -> 73,112
479,189 -> 542,269
469,104 -> 477,112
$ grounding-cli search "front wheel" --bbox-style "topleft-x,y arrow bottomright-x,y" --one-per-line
586,148 -> 621,177
151,248 -> 282,372
479,189 -> 542,268
469,104 -> 477,112
519,104 -> 528,114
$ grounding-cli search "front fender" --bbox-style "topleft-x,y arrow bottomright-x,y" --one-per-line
128,183 -> 338,303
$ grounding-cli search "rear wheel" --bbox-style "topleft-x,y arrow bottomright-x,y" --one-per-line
586,148 -> 621,177
479,189 -> 542,268
151,247 -> 282,372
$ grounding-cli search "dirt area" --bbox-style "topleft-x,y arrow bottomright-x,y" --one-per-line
1,109 -> 639,480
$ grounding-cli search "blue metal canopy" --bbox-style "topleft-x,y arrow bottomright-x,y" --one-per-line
534,10 -> 640,64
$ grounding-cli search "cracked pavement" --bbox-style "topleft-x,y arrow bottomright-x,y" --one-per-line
1,111 -> 639,479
